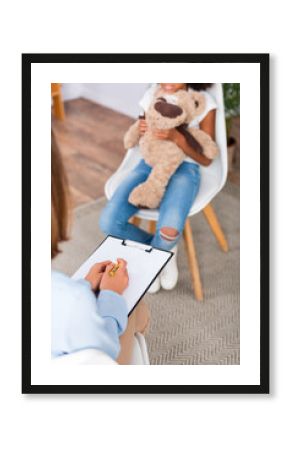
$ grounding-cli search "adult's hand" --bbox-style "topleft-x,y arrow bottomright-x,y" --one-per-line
100,258 -> 129,295
85,260 -> 111,291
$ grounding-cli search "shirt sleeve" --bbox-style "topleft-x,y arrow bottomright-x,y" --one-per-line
97,289 -> 128,342
68,287 -> 128,360
139,84 -> 158,112
52,273 -> 128,361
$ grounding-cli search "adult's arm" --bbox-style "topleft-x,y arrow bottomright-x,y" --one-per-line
68,284 -> 128,360
52,273 -> 128,360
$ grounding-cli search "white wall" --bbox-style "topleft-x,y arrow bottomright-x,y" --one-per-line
61,83 -> 83,100
62,83 -> 149,118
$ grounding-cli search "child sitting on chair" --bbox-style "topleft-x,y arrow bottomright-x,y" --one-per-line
99,83 -> 217,294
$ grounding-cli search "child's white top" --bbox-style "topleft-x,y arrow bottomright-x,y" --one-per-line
139,84 -> 217,164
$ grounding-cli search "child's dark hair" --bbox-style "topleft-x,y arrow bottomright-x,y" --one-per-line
187,83 -> 213,91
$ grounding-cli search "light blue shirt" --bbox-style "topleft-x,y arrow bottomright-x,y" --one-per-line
51,271 -> 128,360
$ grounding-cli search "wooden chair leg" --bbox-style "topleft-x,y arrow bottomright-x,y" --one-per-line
183,219 -> 203,301
148,220 -> 156,234
202,203 -> 229,252
131,216 -> 141,227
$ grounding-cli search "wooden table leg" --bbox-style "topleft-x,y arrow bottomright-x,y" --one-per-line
183,219 -> 203,301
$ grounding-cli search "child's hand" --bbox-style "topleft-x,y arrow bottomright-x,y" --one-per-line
85,260 -> 112,291
138,119 -> 148,136
152,128 -> 180,143
100,258 -> 129,295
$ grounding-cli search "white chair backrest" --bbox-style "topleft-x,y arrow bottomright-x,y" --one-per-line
206,83 -> 228,190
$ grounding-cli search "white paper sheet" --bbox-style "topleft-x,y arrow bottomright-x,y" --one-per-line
72,236 -> 172,314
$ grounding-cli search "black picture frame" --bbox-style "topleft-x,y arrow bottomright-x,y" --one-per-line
22,53 -> 269,394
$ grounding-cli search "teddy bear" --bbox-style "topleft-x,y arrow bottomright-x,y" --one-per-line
123,89 -> 218,209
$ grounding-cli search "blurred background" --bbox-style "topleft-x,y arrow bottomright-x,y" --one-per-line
52,83 -> 240,207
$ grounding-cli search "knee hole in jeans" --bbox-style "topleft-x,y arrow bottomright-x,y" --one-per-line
159,227 -> 179,242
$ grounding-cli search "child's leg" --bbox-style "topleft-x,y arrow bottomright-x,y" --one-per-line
99,160 -> 155,244
150,162 -> 201,251
117,301 -> 150,365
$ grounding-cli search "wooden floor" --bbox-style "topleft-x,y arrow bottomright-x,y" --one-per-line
52,98 -> 240,208
52,98 -> 135,207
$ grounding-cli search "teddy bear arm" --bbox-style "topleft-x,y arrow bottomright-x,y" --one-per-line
124,121 -> 140,149
187,127 -> 219,159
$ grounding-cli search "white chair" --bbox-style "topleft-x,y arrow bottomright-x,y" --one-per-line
53,333 -> 150,365
105,84 -> 229,301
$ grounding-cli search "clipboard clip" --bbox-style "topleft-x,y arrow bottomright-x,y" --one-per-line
121,239 -> 153,253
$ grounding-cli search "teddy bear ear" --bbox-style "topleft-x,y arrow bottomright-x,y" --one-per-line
189,91 -> 206,117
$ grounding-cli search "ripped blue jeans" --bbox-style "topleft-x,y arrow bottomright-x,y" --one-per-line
99,159 -> 201,251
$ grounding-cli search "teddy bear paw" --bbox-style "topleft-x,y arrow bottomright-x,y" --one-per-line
206,142 -> 219,159
124,136 -> 135,149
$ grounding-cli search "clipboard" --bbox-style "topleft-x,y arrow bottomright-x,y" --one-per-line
72,235 -> 173,316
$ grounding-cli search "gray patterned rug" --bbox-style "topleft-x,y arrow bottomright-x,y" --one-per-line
52,182 -> 240,365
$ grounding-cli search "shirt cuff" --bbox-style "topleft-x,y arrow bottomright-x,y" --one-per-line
97,290 -> 128,334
